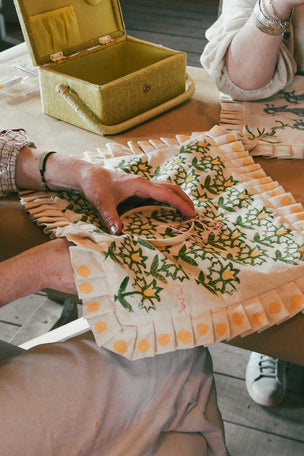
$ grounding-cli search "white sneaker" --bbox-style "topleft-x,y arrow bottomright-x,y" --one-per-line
245,352 -> 287,406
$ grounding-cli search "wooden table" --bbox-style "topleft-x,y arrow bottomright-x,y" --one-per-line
1,44 -> 304,365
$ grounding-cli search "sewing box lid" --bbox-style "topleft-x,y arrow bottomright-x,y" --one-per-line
13,0 -> 125,66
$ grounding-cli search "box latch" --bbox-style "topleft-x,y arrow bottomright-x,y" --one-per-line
99,35 -> 114,46
50,51 -> 66,63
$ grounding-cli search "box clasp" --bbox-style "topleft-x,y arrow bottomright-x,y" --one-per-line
50,51 -> 66,63
99,35 -> 114,46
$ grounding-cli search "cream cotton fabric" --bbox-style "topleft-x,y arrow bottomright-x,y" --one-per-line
19,126 -> 304,360
220,75 -> 304,158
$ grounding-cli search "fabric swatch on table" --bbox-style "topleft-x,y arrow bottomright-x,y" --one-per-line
220,75 -> 304,159
19,125 -> 304,359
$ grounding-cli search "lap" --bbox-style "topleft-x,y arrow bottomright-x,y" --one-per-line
0,333 -> 228,456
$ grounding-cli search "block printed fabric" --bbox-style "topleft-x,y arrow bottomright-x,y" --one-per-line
220,76 -> 304,158
19,125 -> 304,359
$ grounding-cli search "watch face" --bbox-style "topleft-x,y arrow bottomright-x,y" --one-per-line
121,205 -> 194,246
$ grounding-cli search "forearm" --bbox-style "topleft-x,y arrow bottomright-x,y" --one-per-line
15,146 -> 87,193
226,15 -> 282,89
226,0 -> 295,90
0,239 -> 76,307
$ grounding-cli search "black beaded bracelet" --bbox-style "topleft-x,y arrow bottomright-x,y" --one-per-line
39,151 -> 56,191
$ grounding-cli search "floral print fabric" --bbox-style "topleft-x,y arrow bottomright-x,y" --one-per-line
220,76 -> 304,158
19,126 -> 304,359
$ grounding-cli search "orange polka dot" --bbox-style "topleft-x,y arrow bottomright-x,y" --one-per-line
259,177 -> 270,184
297,213 -> 304,220
253,172 -> 265,179
290,294 -> 304,310
271,190 -> 282,197
178,329 -> 192,344
265,183 -> 276,191
76,265 -> 91,278
113,340 -> 128,354
269,301 -> 282,314
231,312 -> 245,326
215,323 -> 227,336
196,322 -> 209,336
79,282 -> 93,294
242,158 -> 252,166
248,164 -> 259,172
291,205 -> 301,213
158,333 -> 170,346
137,339 -> 150,353
95,320 -> 107,333
95,422 -> 98,429
87,301 -> 100,313
280,196 -> 292,206
237,151 -> 247,158
232,142 -> 242,152
299,246 -> 304,253
252,312 -> 265,326
227,134 -> 236,142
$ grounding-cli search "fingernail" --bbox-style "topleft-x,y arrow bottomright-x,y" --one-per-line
110,224 -> 118,235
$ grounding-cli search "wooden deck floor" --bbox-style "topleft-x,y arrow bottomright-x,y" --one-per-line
1,1 -> 304,455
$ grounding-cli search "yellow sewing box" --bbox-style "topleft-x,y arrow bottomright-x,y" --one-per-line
13,0 -> 195,135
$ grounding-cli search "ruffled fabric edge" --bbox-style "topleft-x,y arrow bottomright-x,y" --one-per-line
220,94 -> 304,159
18,125 -> 304,359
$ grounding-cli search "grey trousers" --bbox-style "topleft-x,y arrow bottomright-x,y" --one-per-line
0,336 -> 229,456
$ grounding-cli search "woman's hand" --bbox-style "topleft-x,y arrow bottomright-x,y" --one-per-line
75,163 -> 195,234
16,147 -> 195,235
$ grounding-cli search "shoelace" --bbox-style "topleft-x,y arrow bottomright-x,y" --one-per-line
257,355 -> 279,380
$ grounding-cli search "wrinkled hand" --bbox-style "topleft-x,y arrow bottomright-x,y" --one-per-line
75,163 -> 195,235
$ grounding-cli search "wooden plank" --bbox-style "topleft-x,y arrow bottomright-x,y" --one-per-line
224,422 -> 304,456
210,343 -> 304,394
0,321 -> 20,342
209,342 -> 250,378
10,296 -> 63,346
214,373 -> 304,442
0,292 -> 46,326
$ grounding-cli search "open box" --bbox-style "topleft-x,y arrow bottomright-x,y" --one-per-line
13,0 -> 195,135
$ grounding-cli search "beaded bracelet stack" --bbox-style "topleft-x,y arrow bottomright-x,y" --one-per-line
253,0 -> 294,39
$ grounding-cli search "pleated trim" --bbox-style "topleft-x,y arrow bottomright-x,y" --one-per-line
220,75 -> 304,159
19,125 -> 304,359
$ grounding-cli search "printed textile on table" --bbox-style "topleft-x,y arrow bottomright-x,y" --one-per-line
220,75 -> 304,159
19,125 -> 304,359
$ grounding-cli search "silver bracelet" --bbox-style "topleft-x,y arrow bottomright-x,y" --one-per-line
253,0 -> 293,39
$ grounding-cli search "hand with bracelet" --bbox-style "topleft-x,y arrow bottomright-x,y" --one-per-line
0,139 -> 194,307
